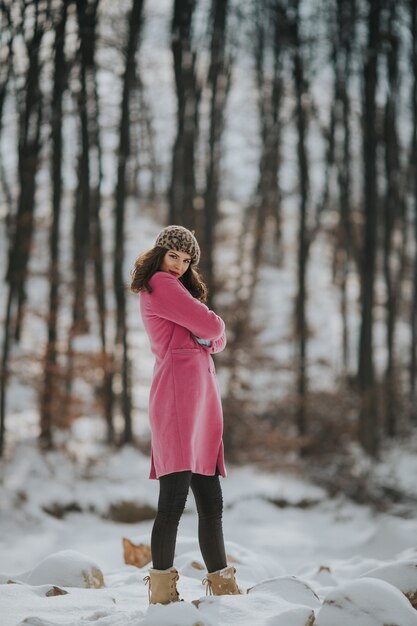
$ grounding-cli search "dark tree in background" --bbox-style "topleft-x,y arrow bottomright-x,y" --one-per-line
169,0 -> 201,229
252,0 -> 284,276
71,0 -> 100,335
202,0 -> 231,307
63,0 -> 103,432
1,1 -> 47,453
0,0 -> 15,456
291,0 -> 311,441
113,0 -> 145,444
382,1 -> 406,438
358,0 -> 381,457
409,0 -> 417,423
40,1 -> 68,447
328,0 -> 357,374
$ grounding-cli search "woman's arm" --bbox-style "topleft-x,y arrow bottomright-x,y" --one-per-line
192,332 -> 227,353
147,271 -> 225,340
197,331 -> 227,354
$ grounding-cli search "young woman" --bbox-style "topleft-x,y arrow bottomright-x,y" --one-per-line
130,225 -> 241,605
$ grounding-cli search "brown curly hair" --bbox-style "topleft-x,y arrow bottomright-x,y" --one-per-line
130,246 -> 208,302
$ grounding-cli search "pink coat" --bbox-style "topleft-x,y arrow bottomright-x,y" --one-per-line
139,270 -> 227,480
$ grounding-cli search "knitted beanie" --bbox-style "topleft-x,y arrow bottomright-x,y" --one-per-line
155,225 -> 200,265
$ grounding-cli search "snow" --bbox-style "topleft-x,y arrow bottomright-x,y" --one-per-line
2,441 -> 417,626
4,550 -> 104,589
315,578 -> 417,626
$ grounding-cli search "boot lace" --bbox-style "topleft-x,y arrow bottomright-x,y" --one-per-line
143,575 -> 151,603
171,572 -> 180,600
202,576 -> 213,596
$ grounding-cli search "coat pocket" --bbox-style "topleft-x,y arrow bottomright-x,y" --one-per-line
171,347 -> 200,354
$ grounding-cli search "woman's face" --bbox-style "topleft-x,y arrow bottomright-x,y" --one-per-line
160,249 -> 192,278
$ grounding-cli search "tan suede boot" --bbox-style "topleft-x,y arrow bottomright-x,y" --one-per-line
143,566 -> 181,604
202,565 -> 242,596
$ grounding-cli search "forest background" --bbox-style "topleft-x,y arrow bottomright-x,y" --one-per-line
1,0 -> 417,506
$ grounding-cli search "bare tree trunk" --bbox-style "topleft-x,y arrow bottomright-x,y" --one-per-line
250,1 -> 284,299
12,6 -> 45,342
382,3 -> 405,437
135,72 -> 158,200
40,1 -> 68,448
169,0 -> 200,228
0,2 -> 14,223
64,0 -> 103,425
71,0 -> 101,337
81,0 -> 114,444
337,0 -> 356,373
410,0 -> 417,422
292,1 -> 310,441
327,0 -> 356,374
202,0 -> 231,307
229,0 -> 284,336
358,0 -> 381,456
1,2 -> 45,454
0,0 -> 14,457
114,0 -> 145,444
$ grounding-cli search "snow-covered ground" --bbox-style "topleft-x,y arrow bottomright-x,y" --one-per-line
1,426 -> 417,626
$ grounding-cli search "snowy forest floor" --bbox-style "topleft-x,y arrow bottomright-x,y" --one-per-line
2,421 -> 417,625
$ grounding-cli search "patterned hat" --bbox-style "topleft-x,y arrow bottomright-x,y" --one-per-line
155,225 -> 200,265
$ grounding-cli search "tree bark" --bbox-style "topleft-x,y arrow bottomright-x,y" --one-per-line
169,0 -> 200,228
202,0 -> 230,307
1,2 -> 45,454
71,0 -> 101,337
114,0 -> 145,444
0,0 -> 14,456
40,1 -> 68,448
250,0 -> 284,301
383,4 -> 405,437
292,1 -> 310,441
410,0 -> 417,421
358,0 -> 381,456
11,5 -> 45,342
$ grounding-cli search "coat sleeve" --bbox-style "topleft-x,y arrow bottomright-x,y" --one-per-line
198,331 -> 227,354
147,271 -> 225,340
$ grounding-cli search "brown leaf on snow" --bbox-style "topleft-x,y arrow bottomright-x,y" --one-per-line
45,586 -> 68,597
122,538 -> 152,568
405,590 -> 417,610
191,561 -> 205,570
226,553 -> 240,564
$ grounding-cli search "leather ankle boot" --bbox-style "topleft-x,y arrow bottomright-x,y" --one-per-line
202,565 -> 242,596
143,566 -> 181,604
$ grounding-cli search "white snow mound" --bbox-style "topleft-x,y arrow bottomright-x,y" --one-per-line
315,577 -> 417,626
142,601 -> 215,625
247,575 -> 321,608
196,593 -> 315,626
362,558 -> 417,597
12,550 -> 105,589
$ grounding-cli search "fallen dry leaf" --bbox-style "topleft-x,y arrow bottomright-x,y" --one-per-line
191,561 -> 205,570
226,553 -> 240,564
122,537 -> 152,568
406,590 -> 417,610
45,586 -> 68,597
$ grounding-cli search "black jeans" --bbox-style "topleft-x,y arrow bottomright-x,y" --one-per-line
151,469 -> 228,574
